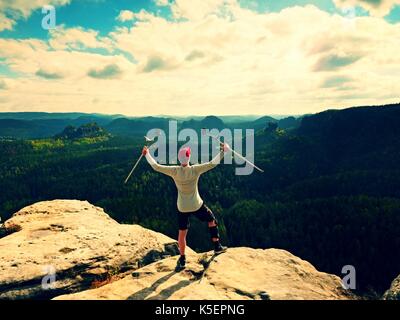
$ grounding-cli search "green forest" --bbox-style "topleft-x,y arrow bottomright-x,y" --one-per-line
1,104 -> 400,296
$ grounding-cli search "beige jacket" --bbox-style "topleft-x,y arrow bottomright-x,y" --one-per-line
145,150 -> 224,213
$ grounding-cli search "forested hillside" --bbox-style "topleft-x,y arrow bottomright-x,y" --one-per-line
0,103 -> 399,295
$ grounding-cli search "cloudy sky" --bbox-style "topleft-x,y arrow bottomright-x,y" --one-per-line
0,0 -> 399,116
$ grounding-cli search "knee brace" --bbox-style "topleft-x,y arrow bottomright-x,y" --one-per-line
208,220 -> 220,239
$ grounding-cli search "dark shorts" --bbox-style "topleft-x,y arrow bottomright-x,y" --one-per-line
177,203 -> 217,230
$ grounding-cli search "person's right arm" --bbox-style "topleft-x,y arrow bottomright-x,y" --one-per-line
192,143 -> 228,175
143,146 -> 178,177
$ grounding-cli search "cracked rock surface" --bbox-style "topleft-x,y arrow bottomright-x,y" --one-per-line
0,200 -> 184,299
1,200 -> 356,300
55,247 -> 354,300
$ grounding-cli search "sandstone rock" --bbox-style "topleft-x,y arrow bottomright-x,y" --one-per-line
55,247 -> 355,300
383,274 -> 400,300
0,200 -> 184,299
1,200 -> 358,300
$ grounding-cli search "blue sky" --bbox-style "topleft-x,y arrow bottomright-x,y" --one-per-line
1,0 -> 398,40
0,0 -> 399,115
0,0 -> 169,39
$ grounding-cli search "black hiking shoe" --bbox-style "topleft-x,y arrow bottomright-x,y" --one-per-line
175,255 -> 186,271
214,242 -> 227,254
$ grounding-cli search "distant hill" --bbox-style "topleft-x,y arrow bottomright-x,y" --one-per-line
0,119 -> 39,139
179,115 -> 299,133
181,115 -> 226,131
296,103 -> 400,166
54,123 -> 110,140
0,117 -> 116,139
218,115 -> 263,123
0,112 -> 300,138
226,115 -> 300,131
254,102 -> 400,199
299,103 -> 400,138
105,117 -> 171,136
0,112 -> 123,121
278,116 -> 301,129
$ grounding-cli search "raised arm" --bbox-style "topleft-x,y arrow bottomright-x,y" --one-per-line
193,144 -> 228,175
143,147 -> 178,177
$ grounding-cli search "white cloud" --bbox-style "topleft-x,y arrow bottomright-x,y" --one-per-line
0,12 -> 15,31
87,64 -> 123,79
1,3 -> 400,115
333,0 -> 400,17
48,26 -> 113,51
0,0 -> 70,17
171,0 -> 231,20
0,79 -> 7,90
0,36 -> 131,80
117,10 -> 135,22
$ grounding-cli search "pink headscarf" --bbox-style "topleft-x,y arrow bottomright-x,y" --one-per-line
178,147 -> 191,166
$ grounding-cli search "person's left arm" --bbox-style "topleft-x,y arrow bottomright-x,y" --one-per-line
143,147 -> 178,177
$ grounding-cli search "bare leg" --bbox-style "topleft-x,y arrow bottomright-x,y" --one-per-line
178,229 -> 188,255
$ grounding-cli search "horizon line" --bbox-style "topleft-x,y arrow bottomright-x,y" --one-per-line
0,102 -> 399,119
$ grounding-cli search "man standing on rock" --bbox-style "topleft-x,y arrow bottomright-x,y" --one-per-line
142,143 -> 228,270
